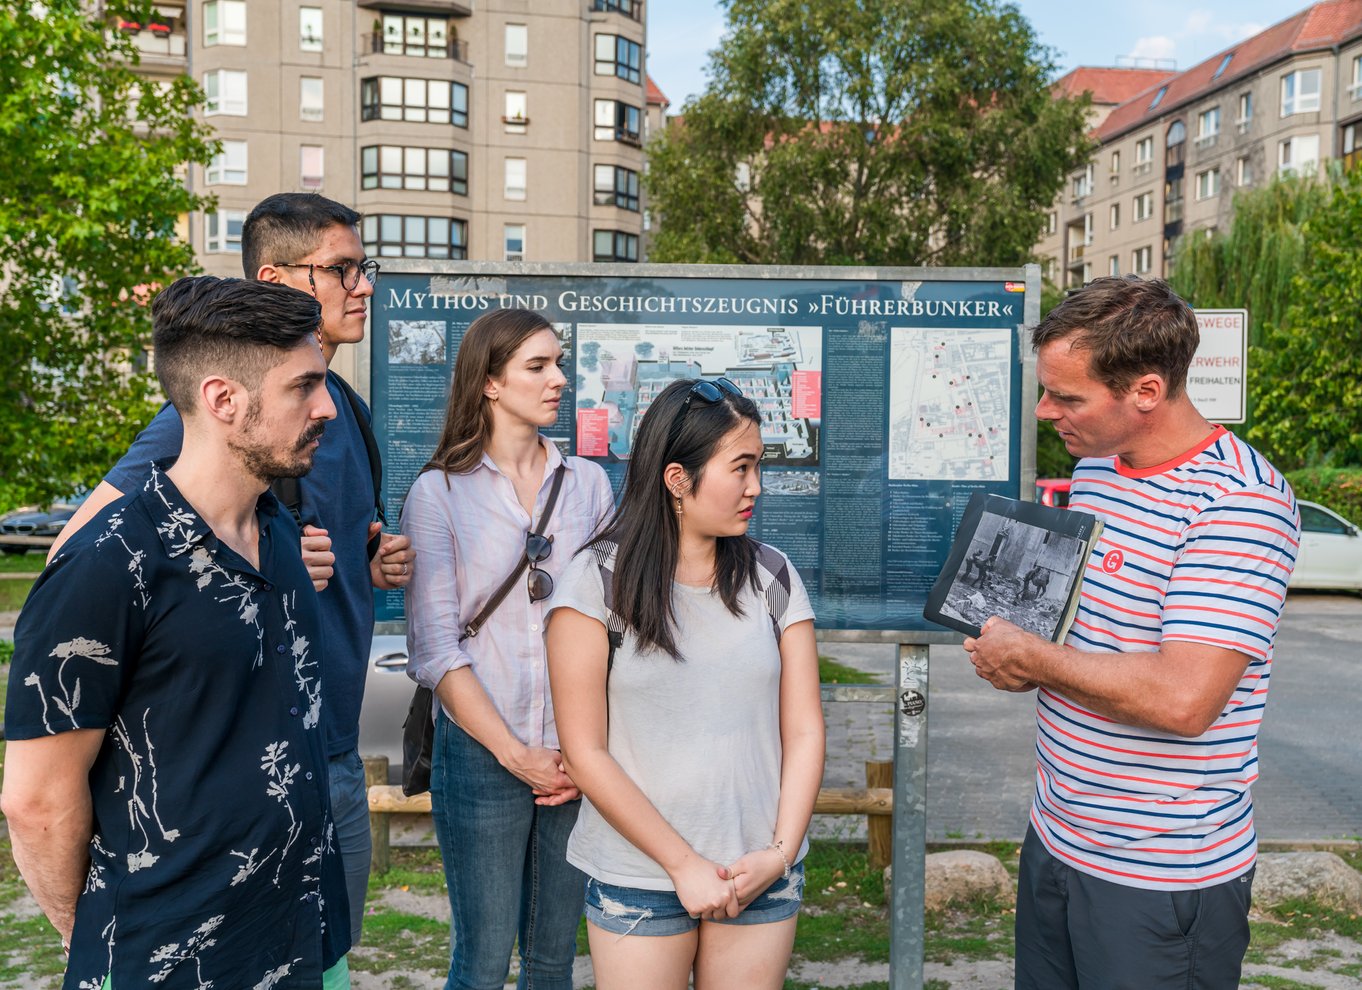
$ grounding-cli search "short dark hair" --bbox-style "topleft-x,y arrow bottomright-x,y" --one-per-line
241,193 -> 362,279
152,276 -> 323,414
1031,276 -> 1199,396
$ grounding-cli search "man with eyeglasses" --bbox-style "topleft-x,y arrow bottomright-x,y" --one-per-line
50,193 -> 414,974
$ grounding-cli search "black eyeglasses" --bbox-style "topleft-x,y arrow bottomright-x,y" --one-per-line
666,377 -> 745,450
526,532 -> 555,603
273,259 -> 380,292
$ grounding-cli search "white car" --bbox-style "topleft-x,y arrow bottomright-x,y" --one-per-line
1290,500 -> 1362,590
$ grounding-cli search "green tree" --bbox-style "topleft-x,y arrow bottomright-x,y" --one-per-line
1247,168 -> 1362,469
1168,170 -> 1336,348
646,0 -> 1093,266
0,0 -> 216,506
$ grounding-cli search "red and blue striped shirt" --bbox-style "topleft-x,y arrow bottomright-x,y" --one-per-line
1032,426 -> 1299,890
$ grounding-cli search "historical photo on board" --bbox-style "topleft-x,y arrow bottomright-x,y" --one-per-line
763,470 -> 820,497
888,326 -> 1011,482
574,322 -> 822,465
924,492 -> 1104,641
388,319 -> 448,365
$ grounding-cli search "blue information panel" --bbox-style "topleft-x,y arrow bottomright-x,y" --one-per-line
371,265 -> 1036,630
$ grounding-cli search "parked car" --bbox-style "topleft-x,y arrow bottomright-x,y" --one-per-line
1290,500 -> 1362,591
0,494 -> 87,555
358,633 -> 411,777
1035,478 -> 1071,508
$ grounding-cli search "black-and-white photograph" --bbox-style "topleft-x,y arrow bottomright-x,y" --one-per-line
389,319 -> 448,365
763,470 -> 820,496
924,492 -> 1103,642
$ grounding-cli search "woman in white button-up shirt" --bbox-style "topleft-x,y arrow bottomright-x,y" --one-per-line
403,308 -> 614,990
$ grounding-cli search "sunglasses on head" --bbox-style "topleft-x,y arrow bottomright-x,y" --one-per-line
665,377 -> 745,449
525,532 -> 554,603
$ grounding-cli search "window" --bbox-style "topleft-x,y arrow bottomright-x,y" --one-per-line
361,145 -> 467,195
1195,167 -> 1220,200
300,77 -> 323,122
204,69 -> 247,116
1109,203 -> 1120,229
1131,245 -> 1152,274
1109,255 -> 1120,276
206,210 -> 245,252
592,0 -> 641,18
1196,106 -> 1220,140
1279,134 -> 1321,174
1045,211 -> 1057,235
1212,52 -> 1234,80
1237,156 -> 1252,186
363,214 -> 467,259
206,140 -> 247,185
362,77 -> 468,127
594,164 -> 640,211
299,7 -> 322,51
203,0 -> 245,46
381,14 -> 448,57
594,99 -> 641,144
1237,91 -> 1253,126
504,158 -> 526,200
504,224 -> 526,262
1281,69 -> 1322,115
1134,135 -> 1154,173
1109,150 -> 1120,174
1071,163 -> 1093,198
595,34 -> 641,84
1345,123 -> 1362,171
300,145 -> 324,191
1134,191 -> 1153,221
505,23 -> 528,66
1353,56 -> 1362,99
593,229 -> 638,263
1148,86 -> 1168,110
504,91 -> 527,133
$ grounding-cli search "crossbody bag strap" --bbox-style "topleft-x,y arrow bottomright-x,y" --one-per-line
459,462 -> 567,643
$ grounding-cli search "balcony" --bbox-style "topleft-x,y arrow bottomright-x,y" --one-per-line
114,14 -> 186,69
1133,160 -> 1152,176
364,33 -> 469,62
1194,133 -> 1218,150
359,0 -> 472,15
592,0 -> 642,18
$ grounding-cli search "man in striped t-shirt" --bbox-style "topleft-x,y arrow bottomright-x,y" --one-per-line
965,276 -> 1299,990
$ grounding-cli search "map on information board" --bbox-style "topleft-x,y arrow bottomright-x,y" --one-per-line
888,327 -> 1012,481
574,323 -> 822,465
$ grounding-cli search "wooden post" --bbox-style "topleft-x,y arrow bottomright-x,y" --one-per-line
363,755 -> 391,874
865,760 -> 893,870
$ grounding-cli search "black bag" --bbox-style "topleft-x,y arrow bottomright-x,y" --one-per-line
400,465 -> 567,796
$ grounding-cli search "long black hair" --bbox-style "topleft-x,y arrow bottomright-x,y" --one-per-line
587,378 -> 763,659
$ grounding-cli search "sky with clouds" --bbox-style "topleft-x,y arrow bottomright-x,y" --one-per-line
646,1 -> 1301,110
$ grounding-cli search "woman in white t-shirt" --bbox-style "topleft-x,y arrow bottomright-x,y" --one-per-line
546,377 -> 824,990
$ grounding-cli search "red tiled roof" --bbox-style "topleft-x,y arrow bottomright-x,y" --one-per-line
645,75 -> 669,108
1097,0 -> 1362,142
1053,67 -> 1178,106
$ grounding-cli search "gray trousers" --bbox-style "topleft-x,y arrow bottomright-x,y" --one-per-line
1015,826 -> 1253,990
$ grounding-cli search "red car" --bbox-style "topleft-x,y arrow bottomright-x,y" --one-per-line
1036,478 -> 1071,508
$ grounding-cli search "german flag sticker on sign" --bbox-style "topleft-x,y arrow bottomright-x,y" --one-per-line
1004,282 -> 1025,293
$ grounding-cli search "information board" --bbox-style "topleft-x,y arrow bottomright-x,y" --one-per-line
369,263 -> 1040,631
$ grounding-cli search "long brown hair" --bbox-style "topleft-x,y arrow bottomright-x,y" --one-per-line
423,307 -> 553,476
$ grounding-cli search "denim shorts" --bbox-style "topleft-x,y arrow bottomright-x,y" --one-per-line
585,861 -> 804,936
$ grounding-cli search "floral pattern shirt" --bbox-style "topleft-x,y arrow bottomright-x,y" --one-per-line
4,466 -> 350,989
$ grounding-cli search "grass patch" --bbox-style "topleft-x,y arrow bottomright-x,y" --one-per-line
925,900 -> 1016,963
1246,899 -> 1362,964
0,552 -> 45,574
0,579 -> 33,613
1241,977 -> 1332,989
349,910 -> 449,975
366,847 -> 448,898
0,831 -> 63,990
818,655 -> 879,685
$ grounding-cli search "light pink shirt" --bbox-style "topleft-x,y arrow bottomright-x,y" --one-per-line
403,440 -> 615,748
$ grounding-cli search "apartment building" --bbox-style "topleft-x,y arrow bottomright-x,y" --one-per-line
117,0 -> 650,276
1037,0 -> 1362,286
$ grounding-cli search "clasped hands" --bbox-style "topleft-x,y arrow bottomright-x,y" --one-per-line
672,847 -> 788,922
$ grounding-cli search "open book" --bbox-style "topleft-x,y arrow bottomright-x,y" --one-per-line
923,491 -> 1104,642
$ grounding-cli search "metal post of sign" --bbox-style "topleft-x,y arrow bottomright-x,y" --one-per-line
891,642 -> 929,988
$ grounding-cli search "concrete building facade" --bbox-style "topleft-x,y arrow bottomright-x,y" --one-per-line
1037,0 -> 1362,286
119,0 -> 650,275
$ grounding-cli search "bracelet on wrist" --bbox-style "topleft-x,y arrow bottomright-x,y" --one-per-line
766,839 -> 791,879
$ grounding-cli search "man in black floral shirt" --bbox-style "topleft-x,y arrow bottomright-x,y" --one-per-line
1,276 -> 351,989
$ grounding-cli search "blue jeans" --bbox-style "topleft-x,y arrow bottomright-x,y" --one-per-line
329,749 -> 372,945
431,714 -> 585,990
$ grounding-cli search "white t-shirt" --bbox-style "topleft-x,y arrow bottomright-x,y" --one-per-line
548,542 -> 816,890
